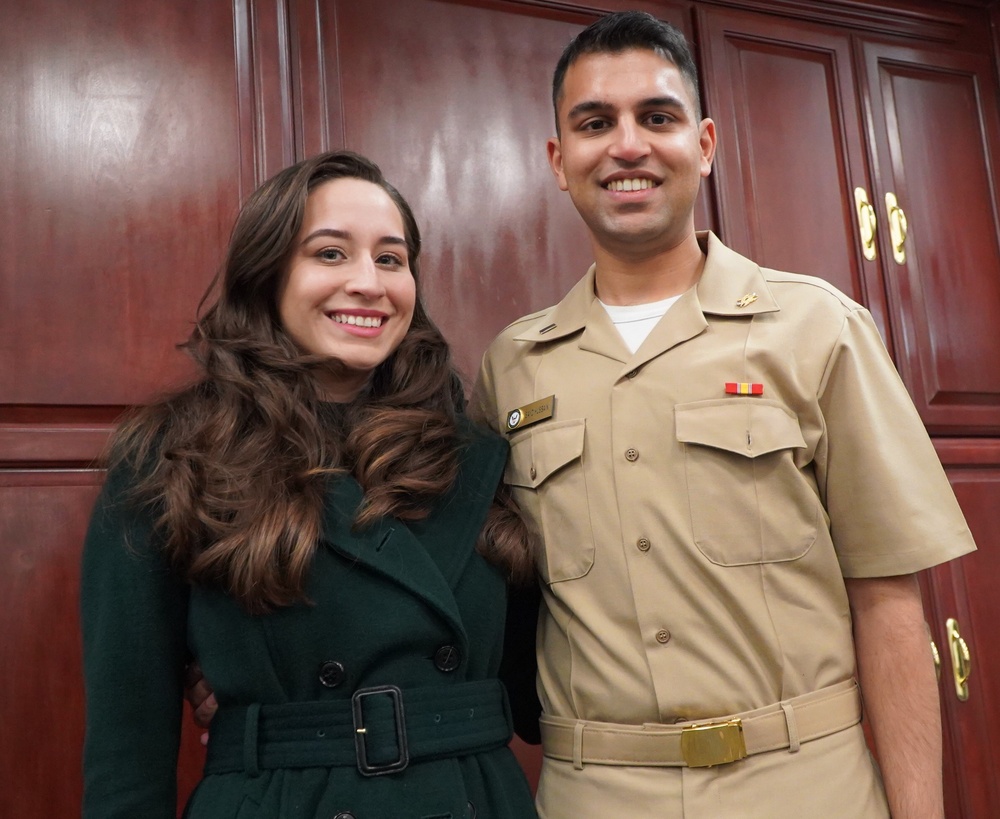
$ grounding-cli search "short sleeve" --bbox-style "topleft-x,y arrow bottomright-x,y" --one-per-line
815,308 -> 976,577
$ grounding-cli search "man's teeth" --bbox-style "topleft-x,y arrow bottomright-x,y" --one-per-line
606,178 -> 655,192
334,314 -> 383,328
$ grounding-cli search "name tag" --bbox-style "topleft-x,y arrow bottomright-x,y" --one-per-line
505,395 -> 555,433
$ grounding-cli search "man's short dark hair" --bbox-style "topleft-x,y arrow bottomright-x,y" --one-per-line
552,11 -> 702,129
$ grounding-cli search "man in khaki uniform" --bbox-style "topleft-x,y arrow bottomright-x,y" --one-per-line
474,12 -> 975,819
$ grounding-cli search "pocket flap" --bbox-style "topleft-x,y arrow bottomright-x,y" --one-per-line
675,399 -> 805,457
506,419 -> 585,488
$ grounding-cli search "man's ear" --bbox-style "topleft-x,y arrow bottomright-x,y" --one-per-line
699,118 -> 717,178
546,137 -> 569,192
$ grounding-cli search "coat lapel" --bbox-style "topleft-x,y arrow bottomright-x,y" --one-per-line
320,477 -> 468,644
405,424 -> 508,588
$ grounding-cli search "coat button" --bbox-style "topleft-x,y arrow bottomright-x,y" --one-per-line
434,644 -> 461,672
468,800 -> 477,818
655,629 -> 671,644
625,448 -> 639,462
318,660 -> 346,688
627,368 -> 639,378
333,813 -> 356,819
636,537 -> 651,552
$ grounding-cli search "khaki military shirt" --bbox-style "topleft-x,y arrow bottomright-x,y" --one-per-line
475,232 -> 975,728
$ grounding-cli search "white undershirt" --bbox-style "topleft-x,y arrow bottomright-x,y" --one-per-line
599,295 -> 681,354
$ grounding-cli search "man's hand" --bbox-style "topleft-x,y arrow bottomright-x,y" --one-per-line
184,661 -> 218,745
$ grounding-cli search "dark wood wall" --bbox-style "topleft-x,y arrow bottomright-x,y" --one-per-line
2,0 -> 998,816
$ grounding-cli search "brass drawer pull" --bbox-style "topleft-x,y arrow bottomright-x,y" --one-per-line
885,192 -> 908,264
854,187 -> 877,260
946,617 -> 971,702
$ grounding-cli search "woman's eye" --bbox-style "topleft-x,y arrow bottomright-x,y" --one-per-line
376,253 -> 405,267
318,248 -> 345,262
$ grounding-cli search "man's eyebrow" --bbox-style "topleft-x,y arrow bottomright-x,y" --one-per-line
566,94 -> 689,122
639,94 -> 687,111
566,99 -> 613,121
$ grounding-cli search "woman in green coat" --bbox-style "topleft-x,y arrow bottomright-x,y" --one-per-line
81,151 -> 538,819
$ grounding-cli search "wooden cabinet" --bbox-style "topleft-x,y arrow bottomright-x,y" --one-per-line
2,0 -> 998,816
698,4 -> 1000,815
858,38 -> 1000,433
698,8 -> 884,321
698,2 -> 1000,434
929,440 -> 1000,818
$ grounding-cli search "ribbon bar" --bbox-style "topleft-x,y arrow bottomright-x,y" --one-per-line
725,382 -> 764,395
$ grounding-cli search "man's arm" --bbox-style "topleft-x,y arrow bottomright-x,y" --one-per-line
846,573 -> 944,819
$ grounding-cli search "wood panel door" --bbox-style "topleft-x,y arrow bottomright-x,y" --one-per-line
696,7 -> 892,338
860,40 -> 1000,434
698,4 -> 1000,438
929,440 -> 1000,818
0,0 -> 289,814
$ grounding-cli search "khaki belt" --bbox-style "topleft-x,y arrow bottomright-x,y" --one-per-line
540,679 -> 861,769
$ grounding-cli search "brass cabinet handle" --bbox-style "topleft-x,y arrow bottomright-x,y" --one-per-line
885,192 -> 908,264
854,187 -> 878,260
946,617 -> 971,702
930,638 -> 941,681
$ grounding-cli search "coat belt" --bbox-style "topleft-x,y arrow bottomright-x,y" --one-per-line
540,679 -> 861,769
204,679 -> 513,777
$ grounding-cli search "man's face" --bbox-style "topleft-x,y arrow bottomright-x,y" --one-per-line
548,48 -> 716,260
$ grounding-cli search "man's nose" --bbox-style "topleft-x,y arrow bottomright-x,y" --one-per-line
608,119 -> 651,162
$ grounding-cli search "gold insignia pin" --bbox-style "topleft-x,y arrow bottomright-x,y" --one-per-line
736,293 -> 758,308
505,395 -> 555,433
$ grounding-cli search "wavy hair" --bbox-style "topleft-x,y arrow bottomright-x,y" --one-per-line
108,151 -> 533,611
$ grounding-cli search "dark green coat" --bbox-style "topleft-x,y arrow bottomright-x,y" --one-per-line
81,420 -> 537,819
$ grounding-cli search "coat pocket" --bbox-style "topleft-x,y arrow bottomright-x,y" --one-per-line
506,418 -> 593,583
675,399 -> 819,566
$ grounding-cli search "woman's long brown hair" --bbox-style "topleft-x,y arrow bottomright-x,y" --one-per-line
107,151 -> 533,611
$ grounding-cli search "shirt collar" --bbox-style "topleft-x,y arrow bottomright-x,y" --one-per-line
513,231 -> 779,344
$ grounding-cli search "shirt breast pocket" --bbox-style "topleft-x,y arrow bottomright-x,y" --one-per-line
505,418 -> 594,583
675,399 -> 819,566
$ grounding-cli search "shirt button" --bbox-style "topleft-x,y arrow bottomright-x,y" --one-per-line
318,660 -> 345,688
434,644 -> 462,672
636,537 -> 651,552
625,448 -> 639,462
655,629 -> 671,644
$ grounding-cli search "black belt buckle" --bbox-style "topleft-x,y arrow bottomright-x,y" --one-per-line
351,685 -> 409,776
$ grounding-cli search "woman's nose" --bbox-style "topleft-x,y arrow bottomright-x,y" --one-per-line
344,257 -> 386,297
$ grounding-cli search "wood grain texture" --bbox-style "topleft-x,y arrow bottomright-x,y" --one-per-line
861,39 -> 1000,433
697,6 -> 889,335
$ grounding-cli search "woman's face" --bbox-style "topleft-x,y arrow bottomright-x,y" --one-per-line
278,177 -> 417,400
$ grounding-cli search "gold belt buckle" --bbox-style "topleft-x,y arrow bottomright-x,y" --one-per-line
680,718 -> 747,767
